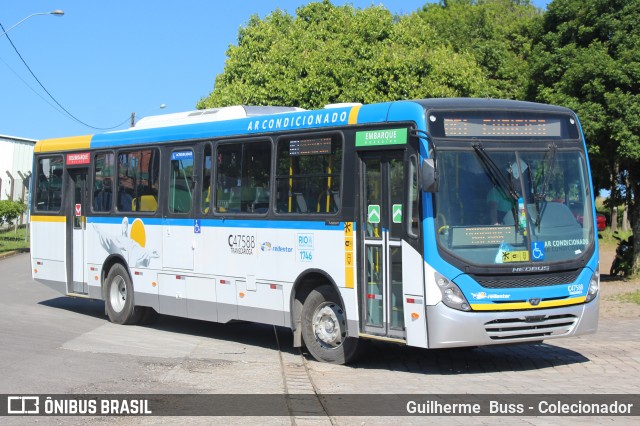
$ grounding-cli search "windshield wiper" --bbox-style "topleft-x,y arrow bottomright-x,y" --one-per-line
472,143 -> 519,202
530,143 -> 557,228
473,143 -> 521,228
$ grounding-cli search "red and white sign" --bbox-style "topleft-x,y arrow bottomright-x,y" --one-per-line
75,204 -> 82,217
66,152 -> 91,165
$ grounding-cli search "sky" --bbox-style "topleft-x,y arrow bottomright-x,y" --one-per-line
1,0 -> 550,141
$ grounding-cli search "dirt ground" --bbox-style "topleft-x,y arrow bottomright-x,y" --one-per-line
599,243 -> 640,319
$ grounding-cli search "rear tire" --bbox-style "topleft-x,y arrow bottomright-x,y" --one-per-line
104,264 -> 143,325
301,285 -> 360,364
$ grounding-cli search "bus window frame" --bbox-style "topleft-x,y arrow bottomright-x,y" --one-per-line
33,154 -> 65,215
167,146 -> 196,216
273,131 -> 345,218
199,141 -> 214,217
114,146 -> 161,216
407,153 -> 420,240
212,137 -> 274,218
91,150 -> 115,215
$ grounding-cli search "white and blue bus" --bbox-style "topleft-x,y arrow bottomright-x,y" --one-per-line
30,99 -> 599,364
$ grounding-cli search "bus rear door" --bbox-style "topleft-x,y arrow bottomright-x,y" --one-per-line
66,167 -> 88,295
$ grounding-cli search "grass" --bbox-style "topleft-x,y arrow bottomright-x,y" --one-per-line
595,196 -> 631,245
0,226 -> 30,254
614,290 -> 640,305
598,227 -> 633,250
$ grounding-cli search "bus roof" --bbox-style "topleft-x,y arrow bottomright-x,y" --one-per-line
134,105 -> 304,129
34,98 -> 573,153
415,98 -> 574,114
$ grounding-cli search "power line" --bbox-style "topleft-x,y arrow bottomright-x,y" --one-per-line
0,53 -> 69,116
0,20 -> 131,131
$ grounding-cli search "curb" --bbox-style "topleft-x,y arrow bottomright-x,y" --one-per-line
0,248 -> 30,260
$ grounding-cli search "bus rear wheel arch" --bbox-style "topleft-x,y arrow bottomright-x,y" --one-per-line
301,284 -> 361,364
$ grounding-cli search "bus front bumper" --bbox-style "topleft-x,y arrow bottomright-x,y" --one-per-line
426,295 -> 599,348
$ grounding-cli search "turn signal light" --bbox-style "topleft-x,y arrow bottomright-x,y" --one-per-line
411,312 -> 420,320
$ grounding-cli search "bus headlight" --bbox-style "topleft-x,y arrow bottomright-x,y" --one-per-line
585,267 -> 599,303
435,272 -> 471,311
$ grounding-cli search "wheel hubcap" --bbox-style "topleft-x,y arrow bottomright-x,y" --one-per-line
312,302 -> 345,349
110,276 -> 126,313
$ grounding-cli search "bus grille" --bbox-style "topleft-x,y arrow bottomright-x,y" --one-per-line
484,314 -> 577,340
473,270 -> 581,289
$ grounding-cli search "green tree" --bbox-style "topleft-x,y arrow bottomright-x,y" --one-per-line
0,200 -> 25,227
418,0 -> 541,99
198,0 -> 495,110
528,0 -> 640,273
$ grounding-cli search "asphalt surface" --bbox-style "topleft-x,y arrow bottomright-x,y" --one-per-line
0,253 -> 638,425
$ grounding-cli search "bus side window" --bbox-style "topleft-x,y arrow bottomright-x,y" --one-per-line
201,144 -> 212,214
275,135 -> 342,214
117,149 -> 159,213
34,156 -> 64,212
169,149 -> 194,214
215,141 -> 270,214
93,152 -> 114,212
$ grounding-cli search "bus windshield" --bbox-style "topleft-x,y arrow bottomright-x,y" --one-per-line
434,147 -> 594,267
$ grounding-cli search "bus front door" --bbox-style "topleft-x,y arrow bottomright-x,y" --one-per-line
66,168 -> 88,295
360,151 -> 406,340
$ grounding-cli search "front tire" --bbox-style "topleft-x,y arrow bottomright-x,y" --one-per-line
104,264 -> 143,325
610,260 -> 620,276
301,285 -> 360,364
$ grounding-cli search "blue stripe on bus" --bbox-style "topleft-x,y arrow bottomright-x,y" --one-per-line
352,102 -> 394,124
88,216 -> 164,225
87,216 -> 346,231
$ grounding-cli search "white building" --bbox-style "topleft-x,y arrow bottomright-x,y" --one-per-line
0,134 -> 36,202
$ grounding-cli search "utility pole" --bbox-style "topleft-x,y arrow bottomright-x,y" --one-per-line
130,112 -> 136,127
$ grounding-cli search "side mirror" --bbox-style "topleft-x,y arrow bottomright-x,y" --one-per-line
421,158 -> 438,193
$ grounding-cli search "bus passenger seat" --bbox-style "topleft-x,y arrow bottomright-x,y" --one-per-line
294,192 -> 308,213
331,190 -> 341,211
132,195 -> 157,212
228,187 -> 241,211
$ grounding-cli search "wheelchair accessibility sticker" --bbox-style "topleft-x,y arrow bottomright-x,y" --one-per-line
532,241 -> 545,261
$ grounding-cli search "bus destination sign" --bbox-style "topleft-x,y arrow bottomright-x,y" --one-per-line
443,118 -> 562,138
289,137 -> 332,156
66,152 -> 91,166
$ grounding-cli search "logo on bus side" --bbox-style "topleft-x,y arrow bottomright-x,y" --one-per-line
228,234 -> 256,255
93,218 -> 159,267
297,233 -> 314,262
260,241 -> 293,253
470,292 -> 511,300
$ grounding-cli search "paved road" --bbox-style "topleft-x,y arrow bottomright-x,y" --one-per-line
1,253 -> 638,425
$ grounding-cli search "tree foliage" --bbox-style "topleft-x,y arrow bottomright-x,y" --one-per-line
418,0 -> 541,99
197,0 -> 523,109
198,0 -> 640,270
0,200 -> 25,227
528,0 -> 640,272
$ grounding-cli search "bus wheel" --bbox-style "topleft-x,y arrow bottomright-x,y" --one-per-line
105,264 -> 143,325
301,285 -> 360,364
